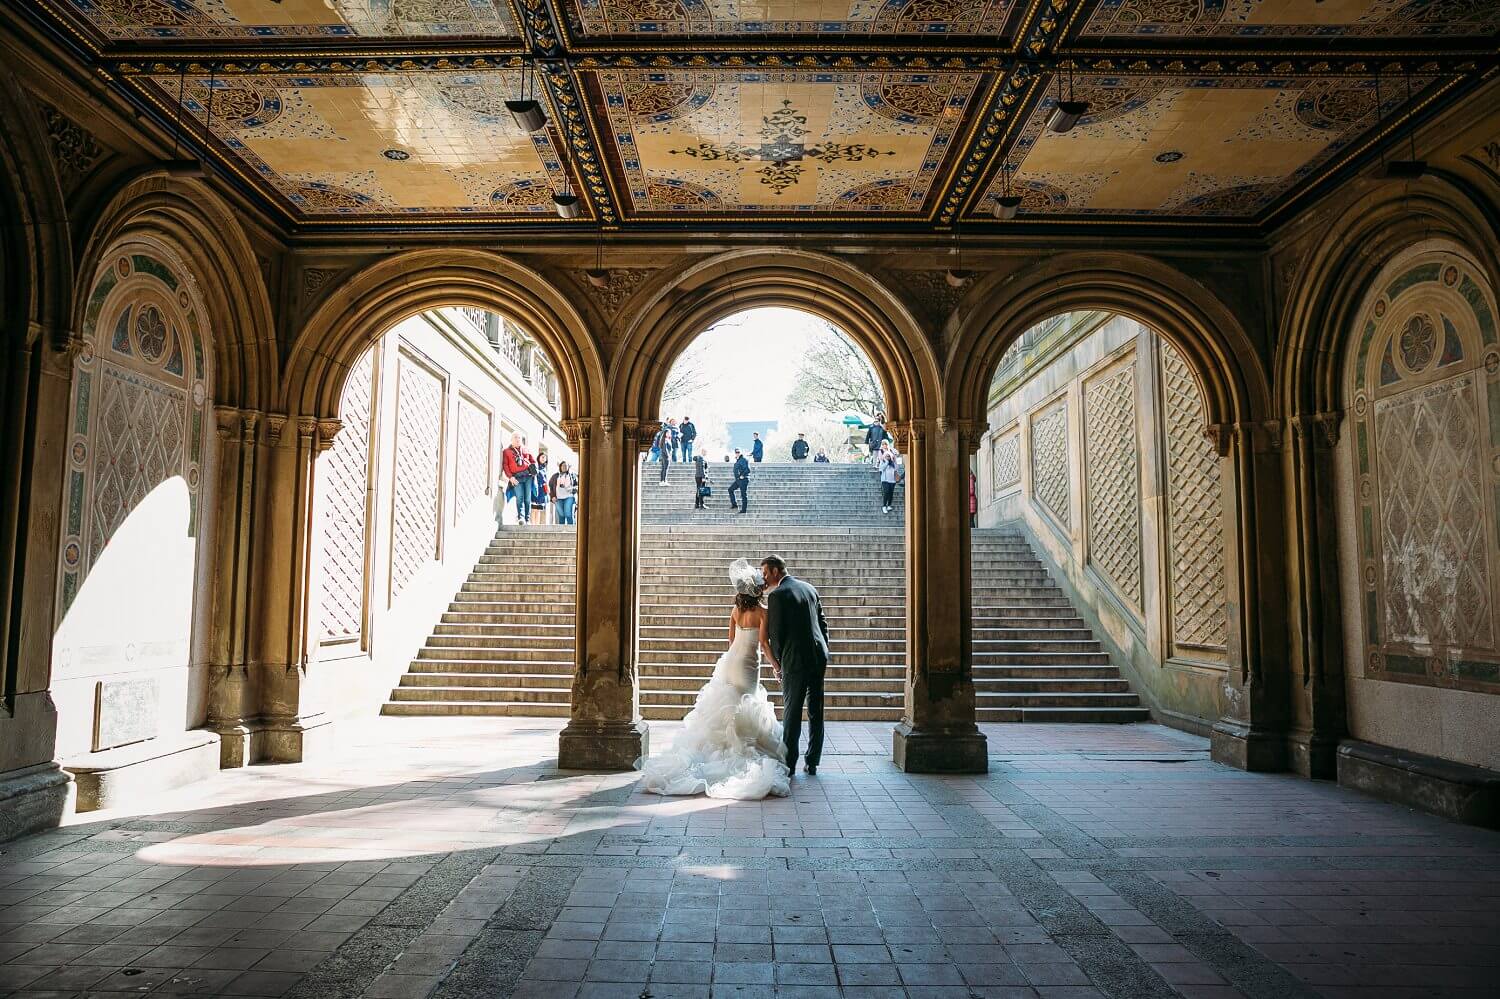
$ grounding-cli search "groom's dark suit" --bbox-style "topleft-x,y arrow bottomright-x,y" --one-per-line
767,574 -> 830,773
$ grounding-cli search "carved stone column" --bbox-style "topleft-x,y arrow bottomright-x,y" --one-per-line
245,414 -> 337,764
558,416 -> 652,770
0,324 -> 73,840
1283,410 -> 1347,778
1209,420 -> 1291,772
891,418 -> 988,773
204,406 -> 260,767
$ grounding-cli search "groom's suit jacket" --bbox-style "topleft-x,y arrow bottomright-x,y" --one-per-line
767,575 -> 830,677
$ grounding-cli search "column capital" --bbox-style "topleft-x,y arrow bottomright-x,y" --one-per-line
315,418 -> 343,452
263,412 -> 288,446
1289,410 -> 1343,450
624,418 -> 662,453
1206,419 -> 1282,457
561,417 -> 591,449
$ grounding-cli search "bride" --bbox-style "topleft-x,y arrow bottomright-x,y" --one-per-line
639,559 -> 791,799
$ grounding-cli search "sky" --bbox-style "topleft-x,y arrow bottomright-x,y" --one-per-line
672,307 -> 835,421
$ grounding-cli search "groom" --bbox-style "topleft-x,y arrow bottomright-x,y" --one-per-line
762,555 -> 830,776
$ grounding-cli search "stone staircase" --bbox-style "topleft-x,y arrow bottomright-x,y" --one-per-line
383,461 -> 1146,723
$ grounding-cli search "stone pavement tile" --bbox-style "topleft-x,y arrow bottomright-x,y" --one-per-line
363,972 -> 440,998
1016,963 -> 1091,987
838,963 -> 902,986
775,962 -> 837,985
651,960 -> 713,983
0,964 -> 49,990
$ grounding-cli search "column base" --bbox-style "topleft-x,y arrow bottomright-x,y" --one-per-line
64,731 -> 220,812
252,712 -> 334,764
558,720 -> 649,772
892,722 -> 988,774
1285,728 -> 1342,780
208,722 -> 254,769
0,762 -> 71,843
1211,718 -> 1286,772
1337,739 -> 1500,830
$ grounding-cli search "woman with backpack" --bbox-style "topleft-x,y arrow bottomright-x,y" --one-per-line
532,447 -> 551,524
502,432 -> 537,526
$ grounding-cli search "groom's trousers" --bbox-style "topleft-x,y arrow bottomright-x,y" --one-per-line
781,668 -> 825,772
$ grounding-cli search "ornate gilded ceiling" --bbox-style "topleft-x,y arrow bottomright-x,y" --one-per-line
23,0 -> 1500,231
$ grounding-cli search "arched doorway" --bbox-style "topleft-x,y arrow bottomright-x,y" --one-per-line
636,306 -> 906,759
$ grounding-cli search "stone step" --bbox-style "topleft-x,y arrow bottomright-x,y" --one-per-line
641,676 -> 899,693
400,672 -> 573,689
974,691 -> 1141,708
408,659 -> 574,674
425,634 -> 574,650
972,664 -> 1128,679
433,623 -> 576,636
973,639 -> 1105,653
640,663 -> 906,679
643,689 -> 903,709
975,706 -> 1151,723
418,647 -> 576,663
974,678 -> 1132,693
389,685 -> 572,703
382,701 -> 572,718
974,651 -> 1112,665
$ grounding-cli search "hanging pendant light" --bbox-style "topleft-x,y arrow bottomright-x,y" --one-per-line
163,62 -> 205,177
1047,62 -> 1089,134
584,231 -> 610,287
993,162 -> 1021,220
944,225 -> 972,287
553,170 -> 581,218
507,61 -> 548,133
1383,65 -> 1426,179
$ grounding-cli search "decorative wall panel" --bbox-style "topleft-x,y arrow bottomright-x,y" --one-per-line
390,352 -> 444,601
1160,341 -> 1227,653
455,396 -> 493,518
318,348 -> 374,643
1349,252 -> 1500,691
991,431 -> 1020,492
1083,358 -> 1142,610
569,0 -> 1017,38
58,1 -> 520,43
1030,398 -> 1070,530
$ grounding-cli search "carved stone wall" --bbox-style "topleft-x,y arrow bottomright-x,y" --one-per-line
1082,356 -> 1142,610
454,395 -> 493,518
390,350 -> 444,601
317,348 -> 373,643
1030,397 -> 1070,529
1348,251 -> 1500,694
1160,340 -> 1227,654
991,430 -> 1020,491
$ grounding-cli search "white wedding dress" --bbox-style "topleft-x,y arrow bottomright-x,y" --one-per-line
639,624 -> 791,799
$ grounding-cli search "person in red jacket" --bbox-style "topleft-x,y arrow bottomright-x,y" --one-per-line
502,432 -> 537,526
969,470 -> 978,528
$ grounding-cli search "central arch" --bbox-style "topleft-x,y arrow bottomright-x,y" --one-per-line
611,248 -> 939,422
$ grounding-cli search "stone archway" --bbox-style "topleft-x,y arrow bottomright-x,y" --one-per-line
591,249 -> 986,773
281,250 -> 607,766
1278,182 -> 1500,777
948,253 -> 1282,771
0,63 -> 74,837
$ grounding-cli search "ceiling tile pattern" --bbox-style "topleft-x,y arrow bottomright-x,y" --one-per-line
59,0 -> 520,41
590,70 -> 984,216
149,71 -> 567,217
1078,0 -> 1500,40
27,0 -> 1495,228
980,75 -> 1429,219
567,0 -> 1018,37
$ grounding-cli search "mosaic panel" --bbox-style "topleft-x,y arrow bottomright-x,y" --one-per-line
1083,358 -> 1142,610
991,431 -> 1020,492
590,70 -> 985,216
569,0 -> 1016,36
1160,340 -> 1226,653
976,75 -> 1428,219
390,352 -> 443,601
1030,397 -> 1070,530
455,396 -> 493,518
145,71 -> 570,219
55,0 -> 520,41
60,254 -> 208,615
318,348 -> 374,643
1080,0 -> 1500,40
1350,253 -> 1500,692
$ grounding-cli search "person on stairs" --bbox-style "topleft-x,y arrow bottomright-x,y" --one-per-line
693,456 -> 709,511
653,423 -> 673,485
813,448 -> 830,464
866,413 -> 891,455
791,433 -> 810,462
503,432 -> 536,526
728,448 -> 750,513
751,432 -> 764,463
550,461 -> 577,525
877,441 -> 900,515
532,447 -> 550,525
680,416 -> 697,463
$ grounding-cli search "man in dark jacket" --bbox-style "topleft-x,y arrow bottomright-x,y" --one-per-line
652,423 -> 672,484
791,433 -> 810,461
762,555 -> 830,776
865,413 -> 890,454
728,449 -> 750,512
680,416 -> 697,463
751,432 -> 764,463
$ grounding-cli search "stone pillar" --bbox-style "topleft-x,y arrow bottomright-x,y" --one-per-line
1210,420 -> 1291,772
204,406 -> 260,767
891,418 -> 988,773
245,414 -> 335,764
0,325 -> 72,840
558,416 -> 651,770
1282,411 -> 1347,778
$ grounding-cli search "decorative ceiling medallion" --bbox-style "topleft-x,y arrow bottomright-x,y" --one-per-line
972,73 -> 1433,221
590,69 -> 984,217
569,0 -> 1018,37
53,0 -> 522,41
146,70 -> 572,220
1079,0 -> 1500,39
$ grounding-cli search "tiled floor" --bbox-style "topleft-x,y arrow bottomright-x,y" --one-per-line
1,718 -> 1497,998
